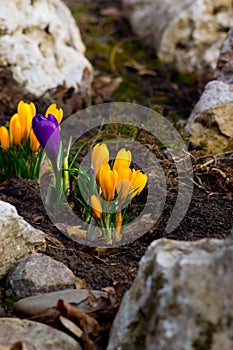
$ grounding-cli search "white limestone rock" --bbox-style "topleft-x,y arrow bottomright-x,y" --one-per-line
123,0 -> 233,72
0,201 -> 46,279
0,318 -> 81,350
214,26 -> 233,84
0,0 -> 93,96
107,238 -> 233,350
185,80 -> 233,153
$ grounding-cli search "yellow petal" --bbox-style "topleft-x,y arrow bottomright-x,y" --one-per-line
92,143 -> 109,178
9,114 -> 22,146
116,167 -> 133,202
45,103 -> 63,124
98,163 -> 118,201
90,194 -> 102,220
0,126 -> 10,150
130,169 -> 147,198
17,100 -> 35,140
116,211 -> 122,237
113,148 -> 131,172
30,129 -> 40,153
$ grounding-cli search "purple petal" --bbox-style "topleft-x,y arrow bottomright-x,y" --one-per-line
32,113 -> 60,159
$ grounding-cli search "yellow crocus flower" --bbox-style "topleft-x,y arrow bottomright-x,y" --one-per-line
9,114 -> 22,146
92,143 -> 109,178
116,167 -> 147,202
0,126 -> 10,150
90,194 -> 102,220
29,129 -> 40,153
113,148 -> 131,172
17,100 -> 36,140
45,103 -> 63,124
130,169 -> 147,197
98,163 -> 118,202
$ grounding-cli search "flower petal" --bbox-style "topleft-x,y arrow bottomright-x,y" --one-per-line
113,148 -> 131,171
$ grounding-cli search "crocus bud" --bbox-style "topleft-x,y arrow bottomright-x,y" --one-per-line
0,126 -> 10,150
29,129 -> 40,153
113,148 -> 131,172
45,103 -> 63,124
17,100 -> 36,140
92,143 -> 109,178
116,211 -> 122,238
90,194 -> 102,220
98,163 -> 118,202
32,113 -> 60,170
9,114 -> 22,146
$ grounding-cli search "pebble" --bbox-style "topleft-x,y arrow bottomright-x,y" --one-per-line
7,253 -> 76,298
14,288 -> 107,316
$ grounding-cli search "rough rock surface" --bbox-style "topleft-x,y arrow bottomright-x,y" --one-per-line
185,27 -> 233,153
0,201 -> 45,280
0,0 -> 93,96
0,318 -> 81,350
185,80 -> 233,153
107,238 -> 233,350
7,253 -> 76,298
14,288 -> 107,316
215,26 -> 233,84
123,0 -> 232,72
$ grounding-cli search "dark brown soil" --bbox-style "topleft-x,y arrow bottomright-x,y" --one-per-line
0,1 -> 233,349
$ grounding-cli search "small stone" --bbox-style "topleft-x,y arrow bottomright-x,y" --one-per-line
0,201 -> 46,280
7,253 -> 76,298
14,289 -> 107,316
0,318 -> 81,350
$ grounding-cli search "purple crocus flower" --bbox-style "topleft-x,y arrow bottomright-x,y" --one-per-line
32,113 -> 60,171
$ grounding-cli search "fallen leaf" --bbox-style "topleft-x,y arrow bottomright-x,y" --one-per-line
59,315 -> 83,338
57,299 -> 101,337
0,342 -> 28,350
66,225 -> 87,239
125,62 -> 157,76
100,7 -> 121,18
75,276 -> 90,291
57,299 -> 101,349
92,76 -> 122,99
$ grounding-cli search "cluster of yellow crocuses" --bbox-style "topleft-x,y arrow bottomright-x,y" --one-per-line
90,143 -> 147,237
0,100 -> 63,152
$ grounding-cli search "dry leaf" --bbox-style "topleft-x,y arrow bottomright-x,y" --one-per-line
0,342 -> 28,350
59,316 -> 83,338
100,7 -> 121,18
75,276 -> 90,291
57,300 -> 101,337
92,76 -> 122,99
125,62 -> 156,76
66,225 -> 86,239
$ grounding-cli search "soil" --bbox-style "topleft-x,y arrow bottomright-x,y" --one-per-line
0,1 -> 233,349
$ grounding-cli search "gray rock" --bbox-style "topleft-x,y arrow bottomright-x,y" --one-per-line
0,201 -> 46,280
215,26 -> 233,84
14,288 -> 107,316
0,0 -> 93,96
7,253 -> 76,298
185,80 -> 233,153
107,238 -> 233,350
0,318 -> 81,350
123,0 -> 232,73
